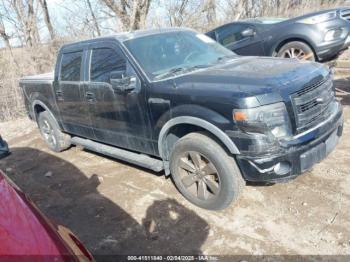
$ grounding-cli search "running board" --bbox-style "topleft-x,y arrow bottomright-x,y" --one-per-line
71,137 -> 164,172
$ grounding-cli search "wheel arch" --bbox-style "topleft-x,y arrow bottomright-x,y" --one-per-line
158,116 -> 240,162
272,37 -> 318,60
32,100 -> 61,129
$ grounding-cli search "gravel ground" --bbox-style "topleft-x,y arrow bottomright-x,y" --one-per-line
0,61 -> 349,259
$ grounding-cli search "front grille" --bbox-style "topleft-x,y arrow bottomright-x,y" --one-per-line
291,76 -> 335,132
341,9 -> 350,21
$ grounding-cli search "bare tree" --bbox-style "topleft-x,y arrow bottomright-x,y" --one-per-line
86,0 -> 101,36
6,0 -> 41,47
38,0 -> 55,40
0,17 -> 11,49
203,0 -> 217,26
100,0 -> 152,30
166,0 -> 190,26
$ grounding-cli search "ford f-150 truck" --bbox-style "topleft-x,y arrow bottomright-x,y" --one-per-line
20,28 -> 343,210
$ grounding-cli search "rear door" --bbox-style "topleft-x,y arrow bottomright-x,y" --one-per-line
53,49 -> 94,138
84,42 -> 155,155
216,23 -> 265,56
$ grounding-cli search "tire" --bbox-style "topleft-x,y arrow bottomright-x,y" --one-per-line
277,41 -> 316,61
38,111 -> 71,152
169,132 -> 245,210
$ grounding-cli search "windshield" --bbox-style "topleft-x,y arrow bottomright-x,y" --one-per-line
123,31 -> 235,80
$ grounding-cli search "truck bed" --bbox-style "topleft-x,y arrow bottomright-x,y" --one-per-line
19,71 -> 56,121
19,72 -> 54,83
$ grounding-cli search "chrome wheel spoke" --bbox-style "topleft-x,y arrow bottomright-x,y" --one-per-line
201,162 -> 216,176
182,174 -> 198,188
284,49 -> 292,58
189,152 -> 202,169
296,50 -> 305,59
204,178 -> 219,195
179,157 -> 196,173
51,134 -> 57,146
42,126 -> 50,134
197,180 -> 207,200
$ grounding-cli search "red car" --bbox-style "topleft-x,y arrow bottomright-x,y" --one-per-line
0,170 -> 94,261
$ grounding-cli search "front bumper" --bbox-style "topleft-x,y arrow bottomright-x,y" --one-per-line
316,38 -> 349,61
234,102 -> 343,183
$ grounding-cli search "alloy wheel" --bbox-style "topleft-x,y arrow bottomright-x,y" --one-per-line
41,120 -> 57,147
281,47 -> 313,60
177,151 -> 221,201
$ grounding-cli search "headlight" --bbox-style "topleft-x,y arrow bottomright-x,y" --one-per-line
233,102 -> 292,139
324,28 -> 347,41
298,12 -> 337,24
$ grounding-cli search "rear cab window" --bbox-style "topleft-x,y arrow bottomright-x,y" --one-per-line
60,51 -> 83,81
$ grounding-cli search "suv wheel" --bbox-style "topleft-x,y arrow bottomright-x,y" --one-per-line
277,41 -> 315,61
170,133 -> 244,210
38,111 -> 71,152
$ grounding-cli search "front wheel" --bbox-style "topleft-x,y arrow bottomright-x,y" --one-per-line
170,133 -> 245,210
277,41 -> 316,61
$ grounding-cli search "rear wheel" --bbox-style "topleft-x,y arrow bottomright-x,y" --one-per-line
170,133 -> 244,210
38,111 -> 71,152
277,41 -> 315,61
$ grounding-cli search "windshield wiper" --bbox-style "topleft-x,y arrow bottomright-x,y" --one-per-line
154,64 -> 211,80
188,64 -> 210,70
154,67 -> 187,80
216,55 -> 236,63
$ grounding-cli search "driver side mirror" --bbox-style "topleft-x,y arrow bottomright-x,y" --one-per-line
110,71 -> 137,92
241,28 -> 256,38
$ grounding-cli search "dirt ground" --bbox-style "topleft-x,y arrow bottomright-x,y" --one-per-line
1,70 -> 350,258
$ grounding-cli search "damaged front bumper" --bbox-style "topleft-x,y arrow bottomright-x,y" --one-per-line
229,102 -> 343,183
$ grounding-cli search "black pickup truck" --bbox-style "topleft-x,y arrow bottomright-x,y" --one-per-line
20,28 -> 343,210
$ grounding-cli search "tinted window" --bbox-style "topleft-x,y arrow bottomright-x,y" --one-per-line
217,24 -> 251,46
60,51 -> 82,81
90,48 -> 126,83
123,31 -> 234,80
206,31 -> 216,40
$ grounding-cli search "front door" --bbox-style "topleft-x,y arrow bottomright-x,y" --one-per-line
216,24 -> 265,56
84,43 -> 155,155
54,49 -> 94,138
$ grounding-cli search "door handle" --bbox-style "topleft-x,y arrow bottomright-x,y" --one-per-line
85,92 -> 95,103
56,90 -> 64,101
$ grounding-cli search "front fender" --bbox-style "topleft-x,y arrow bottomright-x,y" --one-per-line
154,104 -> 233,137
157,111 -> 240,160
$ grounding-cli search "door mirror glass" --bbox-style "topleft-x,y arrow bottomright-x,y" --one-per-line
110,74 -> 137,92
241,28 -> 255,38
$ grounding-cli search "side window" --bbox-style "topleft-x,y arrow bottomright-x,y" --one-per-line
206,31 -> 216,41
60,51 -> 82,81
217,24 -> 251,46
90,47 -> 126,83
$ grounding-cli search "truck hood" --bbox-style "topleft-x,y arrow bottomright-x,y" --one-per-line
172,56 -> 330,106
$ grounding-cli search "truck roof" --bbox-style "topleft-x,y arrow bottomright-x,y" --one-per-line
61,27 -> 193,50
